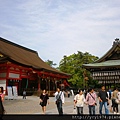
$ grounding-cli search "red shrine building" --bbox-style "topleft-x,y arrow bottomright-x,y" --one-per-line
0,37 -> 70,95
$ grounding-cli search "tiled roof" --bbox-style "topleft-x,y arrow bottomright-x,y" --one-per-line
83,60 -> 120,68
0,37 -> 70,76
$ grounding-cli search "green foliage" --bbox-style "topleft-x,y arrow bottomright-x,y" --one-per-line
59,51 -> 99,88
45,59 -> 57,67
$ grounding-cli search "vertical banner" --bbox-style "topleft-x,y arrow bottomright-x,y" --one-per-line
12,86 -> 18,99
7,86 -> 13,100
26,79 -> 28,89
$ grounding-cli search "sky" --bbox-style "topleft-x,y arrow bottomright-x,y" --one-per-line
0,0 -> 120,66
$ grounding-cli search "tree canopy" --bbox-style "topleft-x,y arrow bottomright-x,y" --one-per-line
45,59 -> 57,67
58,51 -> 99,89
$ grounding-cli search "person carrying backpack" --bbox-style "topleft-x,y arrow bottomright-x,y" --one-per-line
54,87 -> 64,115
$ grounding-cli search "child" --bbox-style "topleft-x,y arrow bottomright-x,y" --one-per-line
23,89 -> 26,99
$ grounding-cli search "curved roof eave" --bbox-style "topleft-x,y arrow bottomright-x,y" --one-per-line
95,40 -> 120,63
83,60 -> 120,69
9,57 -> 71,76
0,37 -> 71,77
95,44 -> 117,63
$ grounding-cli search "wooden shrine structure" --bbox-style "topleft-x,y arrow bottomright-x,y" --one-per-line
0,37 -> 70,95
83,38 -> 120,89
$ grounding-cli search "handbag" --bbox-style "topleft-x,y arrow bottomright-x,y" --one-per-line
89,93 -> 97,106
39,94 -> 46,106
40,102 -> 43,106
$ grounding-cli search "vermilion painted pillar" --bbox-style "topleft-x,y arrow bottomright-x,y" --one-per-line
38,76 -> 40,91
5,79 -> 8,95
6,65 -> 10,95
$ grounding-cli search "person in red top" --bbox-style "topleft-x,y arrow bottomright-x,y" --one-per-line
0,87 -> 5,118
0,87 -> 4,102
85,88 -> 97,115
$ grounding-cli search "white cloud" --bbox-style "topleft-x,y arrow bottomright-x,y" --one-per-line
0,0 -> 120,66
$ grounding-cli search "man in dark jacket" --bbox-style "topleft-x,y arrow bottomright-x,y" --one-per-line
98,85 -> 109,115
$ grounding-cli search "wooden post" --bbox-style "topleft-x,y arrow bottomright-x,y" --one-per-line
53,78 -> 55,90
48,79 -> 50,96
38,76 -> 40,91
6,79 -> 8,95
55,80 -> 57,90
114,80 -> 115,89
6,65 -> 10,95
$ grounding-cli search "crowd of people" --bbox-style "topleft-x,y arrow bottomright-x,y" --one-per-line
39,85 -> 120,115
0,85 -> 120,115
74,85 -> 120,115
74,86 -> 120,115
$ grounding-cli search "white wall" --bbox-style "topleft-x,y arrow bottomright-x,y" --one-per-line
0,79 -> 6,94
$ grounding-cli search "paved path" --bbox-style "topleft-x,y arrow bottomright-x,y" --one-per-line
3,95 -> 120,115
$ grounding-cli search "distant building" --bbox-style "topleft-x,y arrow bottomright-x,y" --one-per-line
0,37 -> 70,95
83,38 -> 120,89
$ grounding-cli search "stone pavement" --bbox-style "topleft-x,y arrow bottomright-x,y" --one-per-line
2,95 -> 120,114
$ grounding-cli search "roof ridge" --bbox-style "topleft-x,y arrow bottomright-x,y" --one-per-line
0,37 -> 38,54
95,38 -> 120,63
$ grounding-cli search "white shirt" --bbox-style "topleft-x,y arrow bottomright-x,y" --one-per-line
54,91 -> 65,104
117,92 -> 120,100
74,94 -> 85,107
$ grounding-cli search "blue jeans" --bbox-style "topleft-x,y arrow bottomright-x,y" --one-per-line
56,100 -> 63,115
99,101 -> 109,114
89,105 -> 95,115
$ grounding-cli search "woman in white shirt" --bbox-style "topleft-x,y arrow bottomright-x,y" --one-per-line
74,90 -> 85,114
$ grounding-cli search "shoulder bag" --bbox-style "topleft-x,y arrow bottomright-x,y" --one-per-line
56,92 -> 62,104
89,93 -> 97,106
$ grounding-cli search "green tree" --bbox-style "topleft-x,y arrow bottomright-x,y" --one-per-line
59,51 -> 99,88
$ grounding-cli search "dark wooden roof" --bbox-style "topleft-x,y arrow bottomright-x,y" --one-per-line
0,37 -> 70,76
83,38 -> 120,69
96,38 -> 120,63
83,60 -> 120,69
